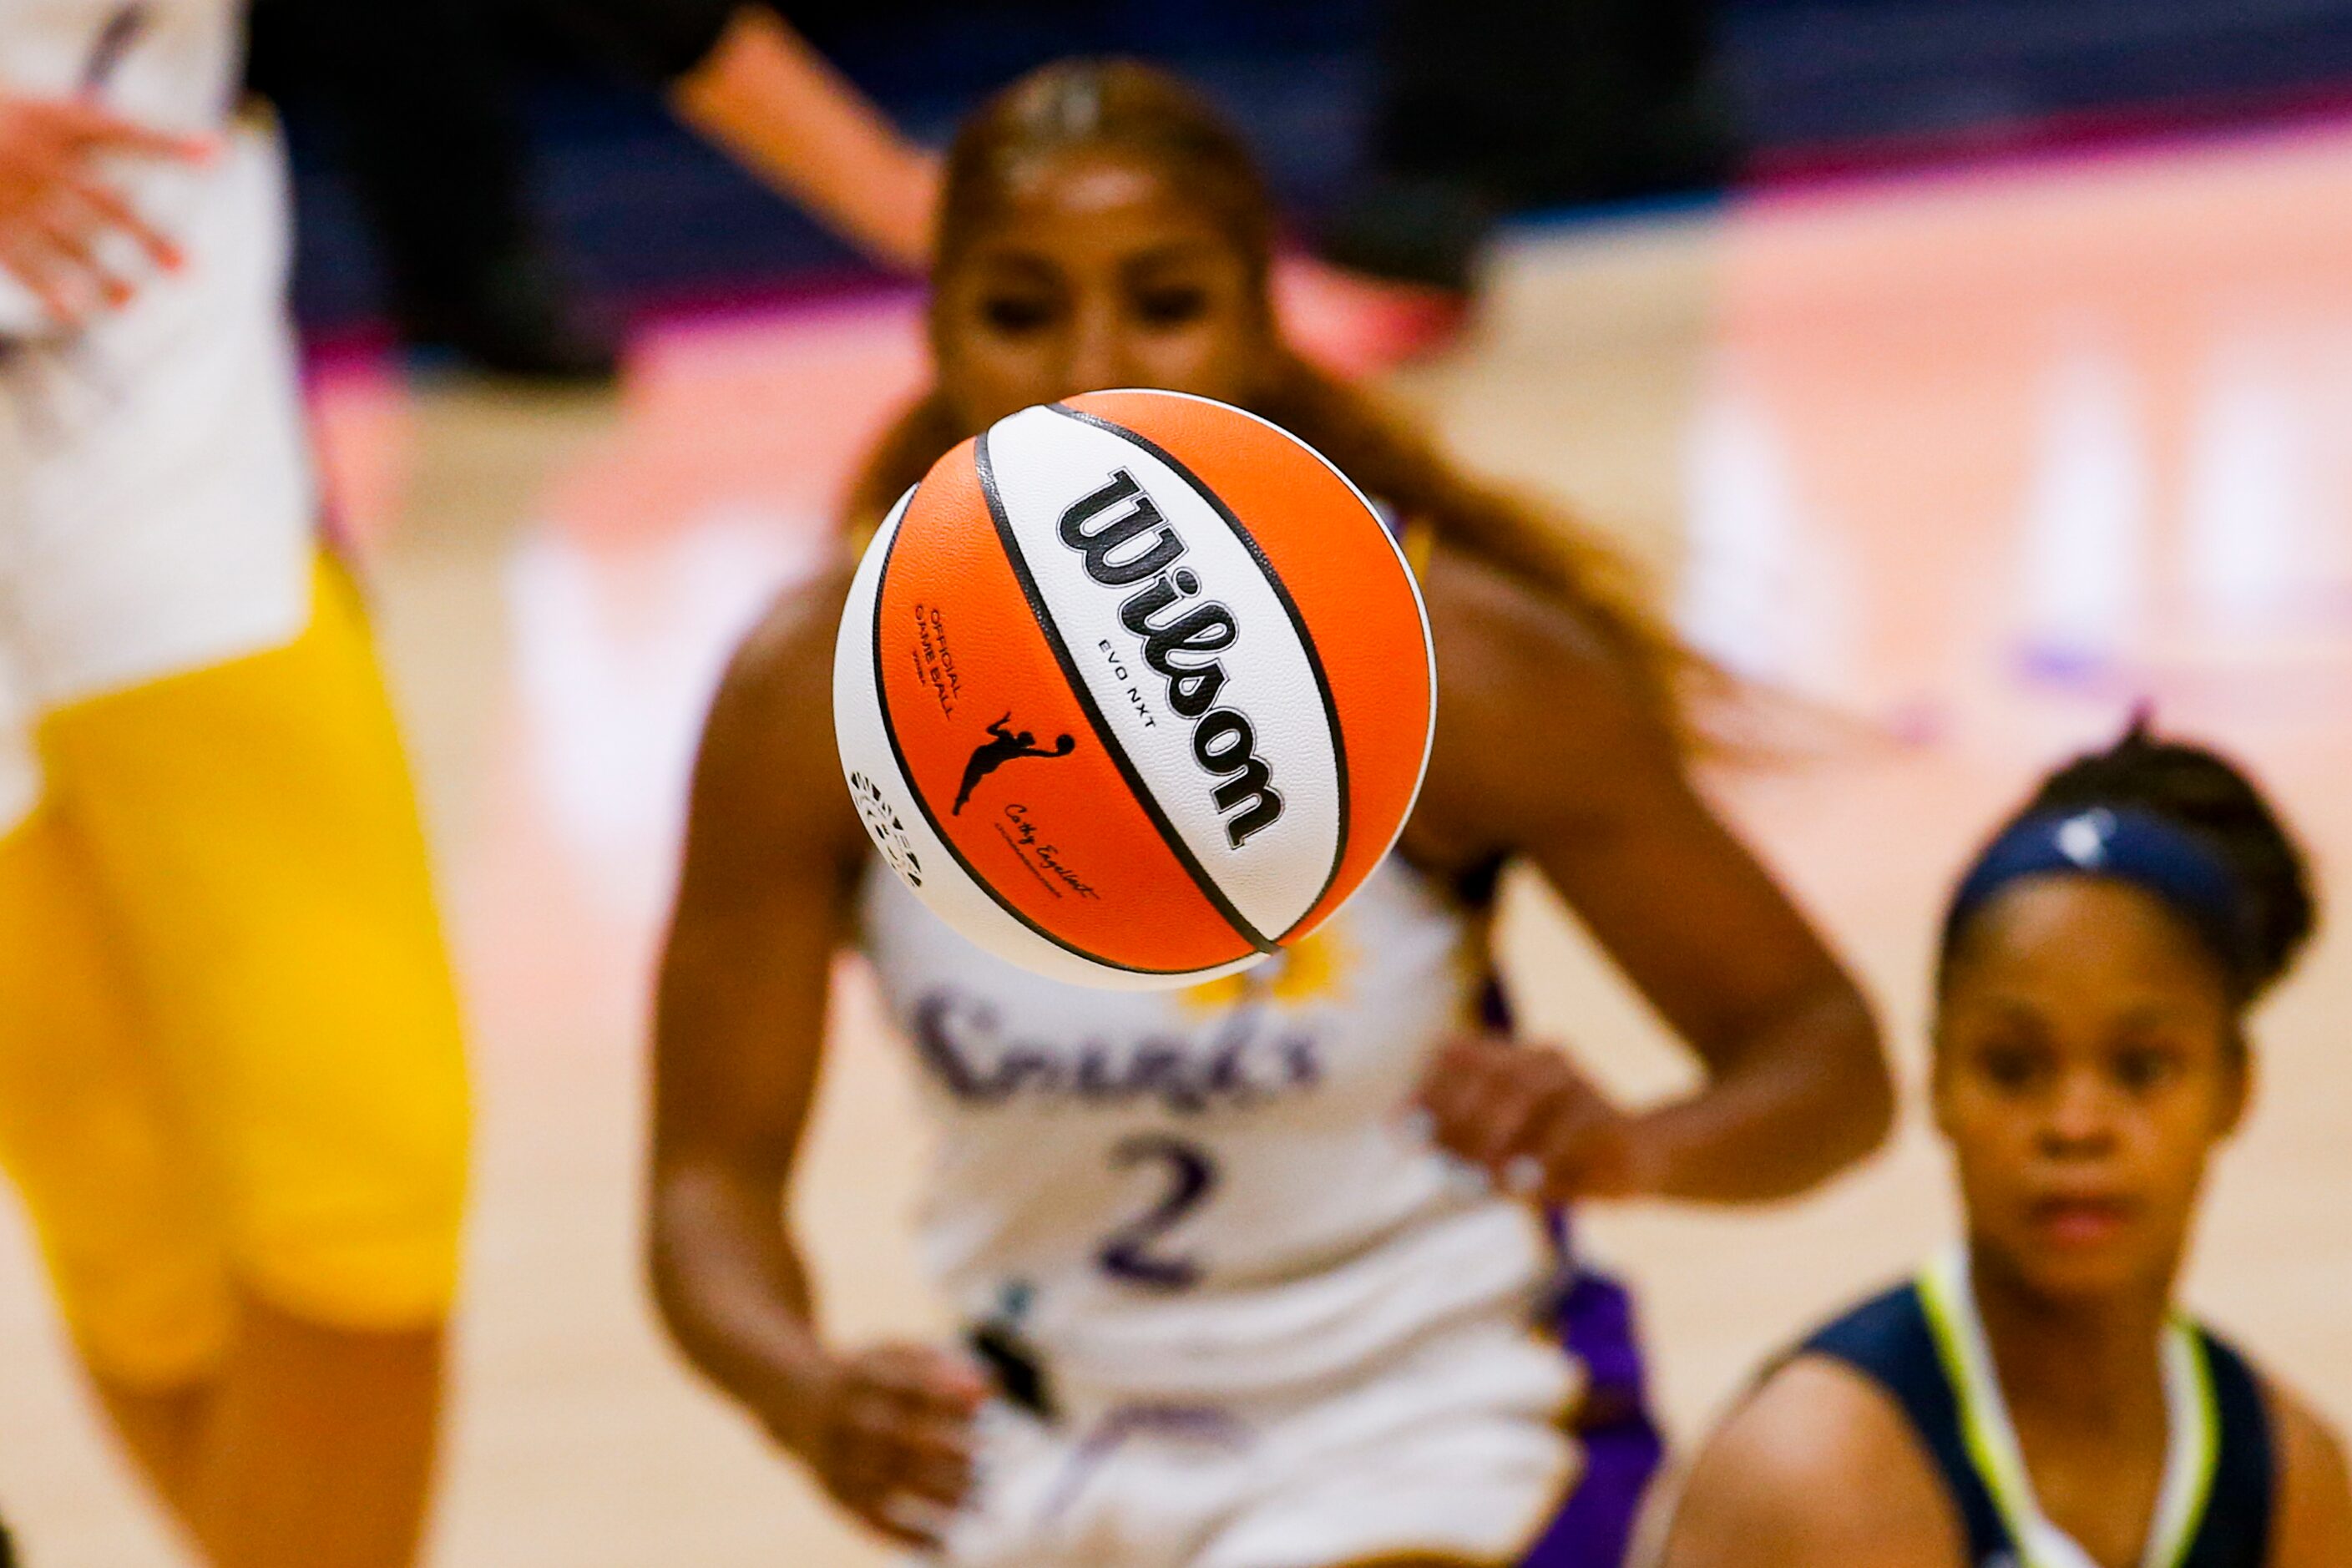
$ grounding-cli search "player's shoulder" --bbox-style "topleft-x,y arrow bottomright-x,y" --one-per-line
722,553 -> 858,706
1417,536 -> 1652,710
1415,536 -> 1677,792
1661,1353 -> 1967,1568
685,550 -> 864,842
1691,1353 -> 1937,1499
2260,1373 -> 2352,1566
2267,1374 -> 2349,1469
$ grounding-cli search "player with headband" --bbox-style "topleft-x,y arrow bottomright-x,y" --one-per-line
1663,720 -> 2352,1568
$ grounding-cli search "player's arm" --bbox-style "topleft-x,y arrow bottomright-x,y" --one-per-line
1661,1357 -> 1968,1568
1407,544 -> 1891,1203
2268,1380 -> 2352,1567
648,562 -> 857,1424
647,562 -> 982,1550
670,8 -> 937,272
544,0 -> 935,271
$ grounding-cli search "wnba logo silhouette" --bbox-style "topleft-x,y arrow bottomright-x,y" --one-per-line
953,715 -> 1077,814
1058,468 -> 1285,847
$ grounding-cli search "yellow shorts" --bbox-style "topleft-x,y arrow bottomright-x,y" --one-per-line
0,558 -> 469,1389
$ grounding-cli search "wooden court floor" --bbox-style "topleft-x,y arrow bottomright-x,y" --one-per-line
2,122 -> 2349,1565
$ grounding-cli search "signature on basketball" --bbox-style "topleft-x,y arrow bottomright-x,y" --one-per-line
994,802 -> 1099,900
909,991 -> 1323,1115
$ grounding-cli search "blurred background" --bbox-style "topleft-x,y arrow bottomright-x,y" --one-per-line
6,0 -> 2352,1561
254,0 -> 2352,350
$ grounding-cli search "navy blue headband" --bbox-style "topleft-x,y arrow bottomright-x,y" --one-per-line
1942,806 -> 2256,985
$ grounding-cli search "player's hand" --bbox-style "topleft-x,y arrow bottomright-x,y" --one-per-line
1411,1034 -> 1649,1203
771,1342 -> 989,1550
0,95 -> 212,322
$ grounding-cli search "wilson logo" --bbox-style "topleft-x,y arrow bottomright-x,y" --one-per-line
1058,469 -> 1284,847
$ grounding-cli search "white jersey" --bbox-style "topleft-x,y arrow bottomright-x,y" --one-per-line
3,0 -> 242,126
859,849 -> 1560,1415
1,1 -> 314,829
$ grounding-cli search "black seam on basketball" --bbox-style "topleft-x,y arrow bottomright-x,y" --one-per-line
867,493 -> 1195,977
974,428 -> 1279,958
1048,401 -> 1351,939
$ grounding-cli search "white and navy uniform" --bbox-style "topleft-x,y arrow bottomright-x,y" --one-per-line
1,0 -> 314,824
860,847 -> 1665,1568
1798,1247 -> 2277,1568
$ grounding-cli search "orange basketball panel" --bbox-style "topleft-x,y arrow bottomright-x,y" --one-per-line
1062,391 -> 1434,939
877,445 -> 1257,973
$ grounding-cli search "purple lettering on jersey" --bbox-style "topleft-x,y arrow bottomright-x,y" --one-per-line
909,991 -> 1323,1116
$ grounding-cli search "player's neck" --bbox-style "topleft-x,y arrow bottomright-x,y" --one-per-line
1968,1243 -> 2169,1435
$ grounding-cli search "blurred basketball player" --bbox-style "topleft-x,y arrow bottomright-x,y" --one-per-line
1664,723 -> 2352,1568
0,5 -> 465,1563
650,61 -> 1892,1568
247,0 -> 942,379
0,3 -> 937,1563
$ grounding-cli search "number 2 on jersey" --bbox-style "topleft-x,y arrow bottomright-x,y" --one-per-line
1096,1134 -> 1216,1292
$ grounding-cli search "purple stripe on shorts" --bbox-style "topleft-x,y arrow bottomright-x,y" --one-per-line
1519,1265 -> 1667,1568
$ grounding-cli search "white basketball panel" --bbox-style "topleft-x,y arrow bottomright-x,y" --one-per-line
980,404 -> 1343,942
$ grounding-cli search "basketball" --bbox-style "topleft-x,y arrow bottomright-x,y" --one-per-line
832,388 -> 1436,989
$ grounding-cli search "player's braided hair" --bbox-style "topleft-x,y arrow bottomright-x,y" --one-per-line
1967,716 -> 2318,1003
847,58 -> 1711,743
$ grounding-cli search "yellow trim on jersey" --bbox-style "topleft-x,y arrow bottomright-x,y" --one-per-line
1403,517 -> 1439,579
1179,918 -> 1362,1014
1917,1246 -> 2218,1568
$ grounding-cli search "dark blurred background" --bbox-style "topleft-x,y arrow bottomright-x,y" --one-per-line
257,0 -> 2352,339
